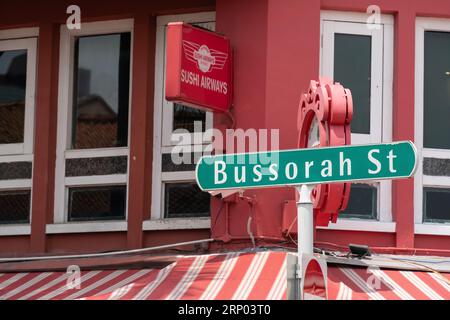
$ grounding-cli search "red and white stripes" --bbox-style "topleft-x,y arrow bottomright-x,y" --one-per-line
0,251 -> 448,300
327,266 -> 450,300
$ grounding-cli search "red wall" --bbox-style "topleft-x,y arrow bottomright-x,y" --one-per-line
0,0 -> 215,257
213,0 -> 450,255
0,0 -> 450,257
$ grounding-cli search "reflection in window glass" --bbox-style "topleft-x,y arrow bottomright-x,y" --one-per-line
423,187 -> 450,223
0,49 -> 27,144
424,31 -> 450,149
0,190 -> 31,224
334,34 -> 372,134
173,103 -> 206,132
68,185 -> 126,222
340,184 -> 377,220
72,33 -> 131,149
164,182 -> 210,218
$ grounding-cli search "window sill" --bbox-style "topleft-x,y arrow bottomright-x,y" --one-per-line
46,221 -> 127,234
415,223 -> 450,236
317,219 -> 396,233
0,225 -> 31,236
143,218 -> 211,231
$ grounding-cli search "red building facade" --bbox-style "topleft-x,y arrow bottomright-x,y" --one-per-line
0,0 -> 449,257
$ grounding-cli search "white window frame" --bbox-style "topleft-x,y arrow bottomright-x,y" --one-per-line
0,37 -> 37,156
414,17 -> 450,236
319,11 -> 394,232
160,16 -> 215,148
147,12 -> 215,231
52,20 -> 133,233
0,28 -> 38,236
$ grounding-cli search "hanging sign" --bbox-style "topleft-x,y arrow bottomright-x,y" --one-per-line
165,22 -> 232,112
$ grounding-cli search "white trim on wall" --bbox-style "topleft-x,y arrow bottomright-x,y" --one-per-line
151,12 -> 215,222
0,180 -> 32,190
414,17 -> 450,234
320,11 -> 394,229
46,221 -> 128,234
415,223 -> 450,236
0,29 -> 38,235
0,37 -> 37,156
54,19 -> 134,227
318,220 -> 396,233
0,225 -> 31,237
143,217 -> 211,231
0,27 -> 39,40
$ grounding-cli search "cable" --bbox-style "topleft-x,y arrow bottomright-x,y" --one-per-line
316,241 -> 450,285
247,216 -> 256,248
226,109 -> 236,129
0,238 -> 215,263
378,257 -> 450,265
210,199 -> 224,233
315,240 -> 450,257
375,255 -> 450,286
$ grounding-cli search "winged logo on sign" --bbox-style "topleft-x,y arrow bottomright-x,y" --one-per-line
182,40 -> 228,73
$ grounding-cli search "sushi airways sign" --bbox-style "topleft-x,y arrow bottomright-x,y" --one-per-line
195,141 -> 417,191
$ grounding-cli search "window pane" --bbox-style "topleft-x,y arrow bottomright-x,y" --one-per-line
72,33 -> 131,149
0,190 -> 30,224
0,49 -> 27,144
164,182 -> 210,218
340,184 -> 377,219
173,103 -> 206,132
423,187 -> 450,223
424,31 -> 450,149
68,185 -> 126,222
334,34 -> 372,134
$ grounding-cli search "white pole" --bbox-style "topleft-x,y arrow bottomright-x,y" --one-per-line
296,184 -> 314,256
295,184 -> 314,300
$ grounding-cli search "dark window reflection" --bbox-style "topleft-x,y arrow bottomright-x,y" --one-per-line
424,187 -> 450,222
340,184 -> 377,220
68,185 -> 126,222
0,190 -> 31,224
0,49 -> 27,144
173,103 -> 206,132
164,182 -> 210,218
334,34 -> 372,134
72,33 -> 131,149
424,31 -> 450,149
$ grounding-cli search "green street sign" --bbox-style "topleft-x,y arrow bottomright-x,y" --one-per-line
195,141 -> 417,191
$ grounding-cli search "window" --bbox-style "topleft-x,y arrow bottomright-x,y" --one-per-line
0,30 -> 37,231
0,38 -> 36,155
321,11 -> 393,225
71,33 -> 131,150
415,18 -> 450,233
423,187 -> 450,223
161,21 -> 214,147
423,31 -> 450,150
0,190 -> 31,224
150,12 -> 215,227
340,183 -> 377,220
333,33 -> 372,135
164,182 -> 210,218
68,185 -> 127,222
54,20 -> 133,227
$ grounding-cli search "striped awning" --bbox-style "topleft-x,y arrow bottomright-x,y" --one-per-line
0,251 -> 448,300
0,251 -> 286,300
327,265 -> 450,300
